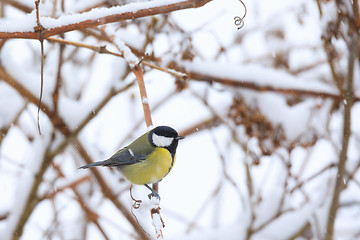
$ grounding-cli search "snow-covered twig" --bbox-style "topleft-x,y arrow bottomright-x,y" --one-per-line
0,0 -> 212,39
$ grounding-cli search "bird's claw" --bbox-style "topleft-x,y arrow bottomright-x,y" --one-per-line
148,192 -> 161,200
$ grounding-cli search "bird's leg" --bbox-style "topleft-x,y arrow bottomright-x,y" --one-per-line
144,184 -> 161,200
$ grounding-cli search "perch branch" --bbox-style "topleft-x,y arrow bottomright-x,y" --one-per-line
132,63 -> 166,238
132,64 -> 153,128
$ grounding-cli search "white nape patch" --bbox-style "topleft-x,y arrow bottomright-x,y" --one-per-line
152,133 -> 173,147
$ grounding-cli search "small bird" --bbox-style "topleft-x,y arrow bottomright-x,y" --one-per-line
79,126 -> 184,200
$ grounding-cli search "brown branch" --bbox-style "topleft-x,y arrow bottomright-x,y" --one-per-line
47,37 -> 124,58
34,0 -> 45,134
73,190 -> 110,240
353,0 -> 360,30
0,65 -> 53,114
324,33 -> 357,240
290,163 -> 337,194
289,222 -> 311,240
0,212 -> 9,221
52,35 -> 65,114
186,71 -> 360,102
316,0 -> 322,18
133,64 -> 153,128
179,116 -> 222,137
0,39 -> 7,50
41,175 -> 90,200
0,0 -> 213,39
0,0 -> 33,13
323,38 -> 343,95
77,28 -> 160,62
132,63 -> 165,238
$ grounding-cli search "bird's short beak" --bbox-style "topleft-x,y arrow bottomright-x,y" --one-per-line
176,135 -> 185,140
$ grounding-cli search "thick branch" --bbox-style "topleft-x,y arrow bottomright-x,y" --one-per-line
0,0 -> 212,39
324,33 -> 357,240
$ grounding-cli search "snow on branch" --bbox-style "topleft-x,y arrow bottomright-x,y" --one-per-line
181,60 -> 360,102
0,0 -> 212,39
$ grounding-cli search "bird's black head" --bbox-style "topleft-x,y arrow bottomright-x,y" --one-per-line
148,126 -> 184,157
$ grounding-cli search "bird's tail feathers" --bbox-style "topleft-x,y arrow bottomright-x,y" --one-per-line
78,160 -> 106,169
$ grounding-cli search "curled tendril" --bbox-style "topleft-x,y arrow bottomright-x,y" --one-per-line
130,184 -> 142,209
234,0 -> 247,30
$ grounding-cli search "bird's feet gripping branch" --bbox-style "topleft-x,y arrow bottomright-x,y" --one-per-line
145,184 -> 161,200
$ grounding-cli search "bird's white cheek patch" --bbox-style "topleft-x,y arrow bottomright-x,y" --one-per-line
152,133 -> 173,147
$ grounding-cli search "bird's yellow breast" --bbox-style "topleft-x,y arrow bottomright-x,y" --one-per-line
120,148 -> 175,185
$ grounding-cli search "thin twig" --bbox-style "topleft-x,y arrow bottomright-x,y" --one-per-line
316,0 -> 322,18
179,116 -> 221,137
37,39 -> 43,135
41,175 -> 90,200
34,0 -> 45,135
323,38 -> 343,95
52,35 -> 65,115
47,37 -> 124,58
290,163 -> 337,194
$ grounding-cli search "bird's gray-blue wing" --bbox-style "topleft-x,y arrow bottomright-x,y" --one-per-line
79,147 -> 147,169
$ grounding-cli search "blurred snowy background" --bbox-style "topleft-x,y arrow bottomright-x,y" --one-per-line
0,0 -> 360,239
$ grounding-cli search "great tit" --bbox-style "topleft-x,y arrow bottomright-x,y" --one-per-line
79,126 -> 184,200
